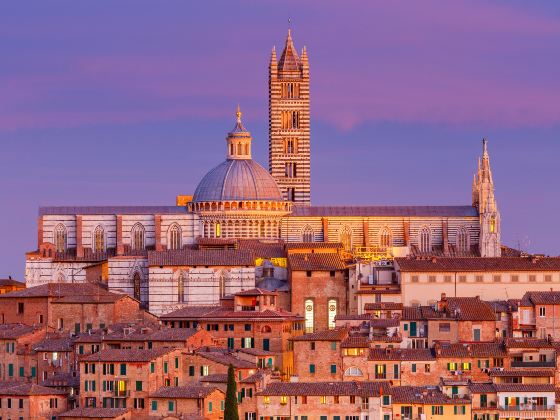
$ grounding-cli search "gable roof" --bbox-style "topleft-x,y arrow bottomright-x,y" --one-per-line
0,324 -> 41,339
291,329 -> 349,342
39,206 -> 186,215
0,283 -> 125,303
368,348 -> 435,361
80,348 -> 175,362
258,381 -> 389,397
288,253 -> 346,271
520,291 -> 560,306
151,385 -> 222,399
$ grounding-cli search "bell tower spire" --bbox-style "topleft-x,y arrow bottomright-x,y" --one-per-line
226,105 -> 252,160
268,29 -> 311,204
473,138 -> 501,257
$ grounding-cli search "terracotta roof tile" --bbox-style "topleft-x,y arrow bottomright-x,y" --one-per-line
237,239 -> 286,258
489,368 -> 554,377
368,348 -> 435,361
341,336 -> 370,348
161,305 -> 302,321
288,253 -> 346,271
80,348 -> 175,362
0,382 -> 66,396
58,408 -> 131,418
505,338 -> 555,349
520,291 -> 560,306
494,384 -> 555,392
468,382 -> 496,393
0,279 -> 25,287
390,386 -> 470,404
0,283 -> 123,302
364,302 -> 403,311
199,374 -> 228,383
0,323 -> 41,339
151,385 -> 222,399
148,249 -> 254,266
196,351 -> 255,369
291,329 -> 349,342
235,288 -> 277,296
258,381 -> 390,397
437,343 -> 507,358
396,256 -> 560,272
34,335 -> 75,352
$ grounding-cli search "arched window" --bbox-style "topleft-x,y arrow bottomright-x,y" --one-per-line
304,299 -> 314,333
339,226 -> 352,252
133,272 -> 141,301
237,143 -> 243,155
54,224 -> 67,253
344,367 -> 363,377
131,223 -> 145,251
56,272 -> 66,282
177,272 -> 185,303
456,227 -> 469,252
490,216 -> 496,233
419,226 -> 431,253
261,325 -> 272,333
328,299 -> 337,330
302,226 -> 314,242
379,227 -> 393,248
244,144 -> 249,155
93,225 -> 105,253
168,224 -> 181,250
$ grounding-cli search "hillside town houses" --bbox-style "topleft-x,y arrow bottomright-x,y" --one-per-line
2,29 -> 560,420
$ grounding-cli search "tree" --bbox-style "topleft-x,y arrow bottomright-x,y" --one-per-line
224,363 -> 239,420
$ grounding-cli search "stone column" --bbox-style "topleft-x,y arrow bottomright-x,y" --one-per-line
403,219 -> 410,246
37,216 -> 44,248
116,215 -> 124,255
362,220 -> 370,247
76,215 -> 84,258
442,219 -> 449,255
322,217 -> 329,242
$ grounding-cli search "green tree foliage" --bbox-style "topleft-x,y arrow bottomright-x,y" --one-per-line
224,363 -> 239,420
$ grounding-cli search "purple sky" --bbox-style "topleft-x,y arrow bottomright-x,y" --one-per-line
1,1 -> 559,278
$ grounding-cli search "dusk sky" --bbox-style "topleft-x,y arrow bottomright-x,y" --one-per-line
1,1 -> 559,278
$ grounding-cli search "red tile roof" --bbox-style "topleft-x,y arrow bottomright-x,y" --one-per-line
396,256 -> 560,272
468,382 -> 496,393
235,288 -> 277,296
80,348 -> 176,362
148,249 -> 254,266
505,338 -> 555,349
34,335 -> 75,352
199,374 -> 228,383
0,279 -> 25,287
258,381 -> 390,397
341,336 -> 370,348
160,305 -> 302,321
288,253 -> 346,271
489,368 -> 554,377
0,283 -> 125,303
494,384 -> 555,392
436,343 -> 507,358
151,385 -> 222,399
520,291 -> 560,306
291,329 -> 349,342
0,324 -> 41,339
196,351 -> 255,369
0,382 -> 66,396
390,386 -> 470,404
404,297 -> 495,321
368,348 -> 435,361
58,408 -> 131,418
364,302 -> 404,311
237,239 -> 286,258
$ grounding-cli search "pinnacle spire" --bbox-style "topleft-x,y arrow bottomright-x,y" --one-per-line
278,28 -> 300,71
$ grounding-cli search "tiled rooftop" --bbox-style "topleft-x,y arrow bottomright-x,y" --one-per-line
291,205 -> 478,217
288,252 -> 346,271
290,329 -> 348,342
80,348 -> 175,362
151,385 -> 221,398
368,348 -> 435,361
258,381 -> 390,397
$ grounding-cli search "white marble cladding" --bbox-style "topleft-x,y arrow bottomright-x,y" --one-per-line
107,257 -> 149,304
25,259 -> 90,287
148,266 -> 256,316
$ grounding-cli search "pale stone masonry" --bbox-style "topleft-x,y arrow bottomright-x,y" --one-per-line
269,30 -> 311,205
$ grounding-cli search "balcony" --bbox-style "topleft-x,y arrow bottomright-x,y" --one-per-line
114,390 -> 130,398
498,405 -> 555,419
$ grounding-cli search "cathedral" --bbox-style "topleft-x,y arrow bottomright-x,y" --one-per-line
25,31 -> 501,315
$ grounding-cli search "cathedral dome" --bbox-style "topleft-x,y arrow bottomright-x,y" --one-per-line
193,158 -> 283,202
192,106 -> 284,203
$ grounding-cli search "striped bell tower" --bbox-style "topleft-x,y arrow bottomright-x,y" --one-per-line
269,30 -> 311,205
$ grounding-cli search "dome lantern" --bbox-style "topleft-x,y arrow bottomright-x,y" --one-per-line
227,105 -> 252,160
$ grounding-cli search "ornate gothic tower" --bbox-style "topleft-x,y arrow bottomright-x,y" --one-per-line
472,139 -> 501,257
269,30 -> 311,205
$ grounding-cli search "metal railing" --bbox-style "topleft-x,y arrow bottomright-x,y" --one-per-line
499,405 -> 554,411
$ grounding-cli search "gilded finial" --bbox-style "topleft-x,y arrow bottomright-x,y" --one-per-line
236,104 -> 242,123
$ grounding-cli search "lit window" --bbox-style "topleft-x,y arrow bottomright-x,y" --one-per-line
263,396 -> 270,405
215,223 -> 221,238
320,396 -> 327,404
280,396 -> 288,405
304,299 -> 314,333
339,226 -> 352,251
327,299 -> 337,330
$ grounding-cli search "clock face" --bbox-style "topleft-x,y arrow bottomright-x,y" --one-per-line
306,305 -> 313,312
329,304 -> 336,312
